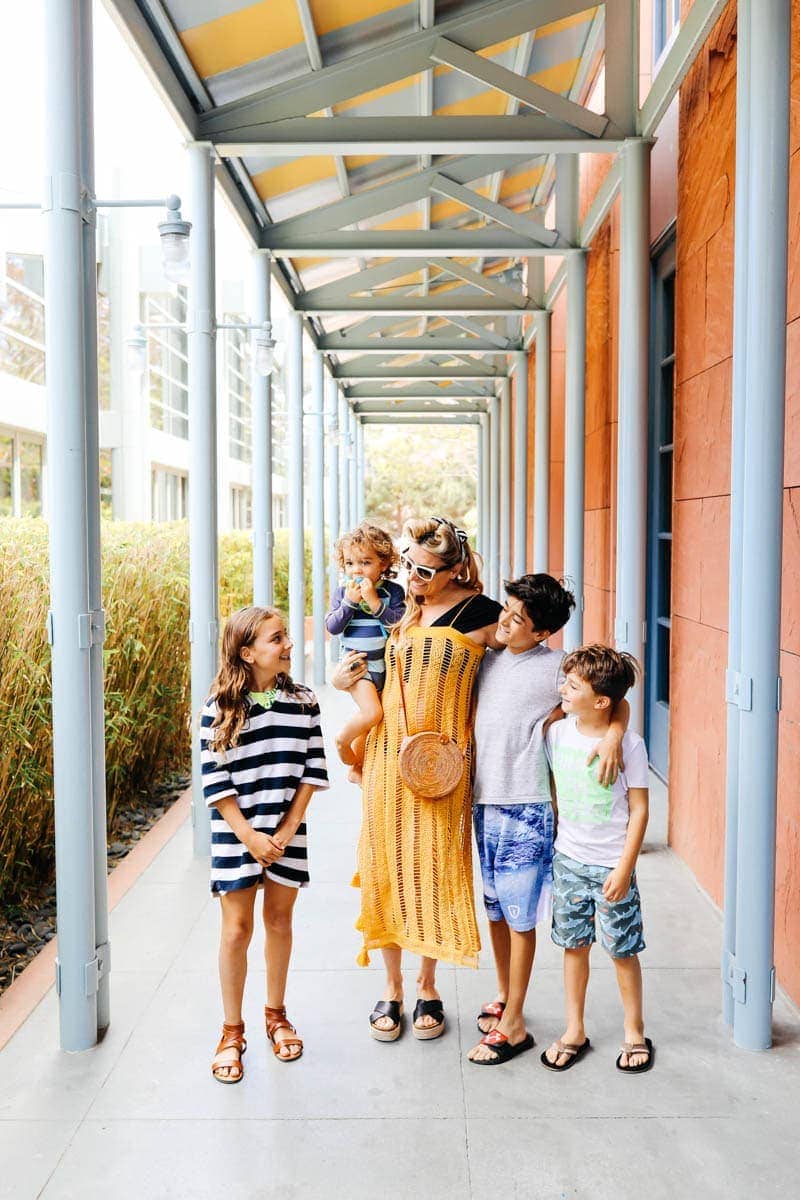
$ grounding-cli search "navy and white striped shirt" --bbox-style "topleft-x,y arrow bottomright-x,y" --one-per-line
200,690 -> 329,893
325,580 -> 405,687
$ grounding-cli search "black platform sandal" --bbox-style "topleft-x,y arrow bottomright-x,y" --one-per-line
412,998 -> 445,1041
369,999 -> 403,1042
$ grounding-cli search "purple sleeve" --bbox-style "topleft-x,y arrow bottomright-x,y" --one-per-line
325,586 -> 358,635
379,581 -> 406,627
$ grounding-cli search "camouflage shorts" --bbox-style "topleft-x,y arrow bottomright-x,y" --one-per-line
551,851 -> 645,958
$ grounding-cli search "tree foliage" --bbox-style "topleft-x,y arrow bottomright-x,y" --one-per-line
362,424 -> 477,539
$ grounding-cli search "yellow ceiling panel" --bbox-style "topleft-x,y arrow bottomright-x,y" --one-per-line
372,212 -> 422,232
180,1 -> 304,78
251,156 -> 338,199
309,0 -> 410,36
334,74 -> 421,114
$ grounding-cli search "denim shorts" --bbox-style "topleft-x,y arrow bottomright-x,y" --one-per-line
551,850 -> 645,958
473,803 -> 554,932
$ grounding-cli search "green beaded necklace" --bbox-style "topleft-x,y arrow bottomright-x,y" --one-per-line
249,686 -> 280,710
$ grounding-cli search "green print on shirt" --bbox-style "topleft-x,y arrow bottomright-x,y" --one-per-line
552,744 -> 614,824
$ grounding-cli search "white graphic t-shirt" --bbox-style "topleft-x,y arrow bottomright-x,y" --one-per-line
544,715 -> 649,868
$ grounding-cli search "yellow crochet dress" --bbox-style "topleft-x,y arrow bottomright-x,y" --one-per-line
353,624 -> 485,967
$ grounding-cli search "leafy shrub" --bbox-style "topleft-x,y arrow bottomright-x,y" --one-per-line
0,519 -> 315,901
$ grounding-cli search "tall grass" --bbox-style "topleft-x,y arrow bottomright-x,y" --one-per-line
0,519 -> 313,902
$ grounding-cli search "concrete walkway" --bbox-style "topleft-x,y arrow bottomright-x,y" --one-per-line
2,685 -> 799,1199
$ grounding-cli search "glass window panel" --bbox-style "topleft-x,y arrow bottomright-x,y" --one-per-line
659,448 -> 673,532
656,624 -> 671,704
661,361 -> 674,443
658,537 -> 672,618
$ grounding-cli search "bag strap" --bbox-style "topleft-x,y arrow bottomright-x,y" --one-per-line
394,643 -> 412,736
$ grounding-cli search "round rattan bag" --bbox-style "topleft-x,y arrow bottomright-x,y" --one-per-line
398,731 -> 465,800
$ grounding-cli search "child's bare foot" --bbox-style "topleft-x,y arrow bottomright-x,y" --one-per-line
476,998 -> 506,1034
335,732 -> 357,765
469,1012 -> 530,1062
347,765 -> 363,786
542,1026 -> 589,1069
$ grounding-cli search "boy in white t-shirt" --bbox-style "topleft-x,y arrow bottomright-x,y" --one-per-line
543,645 -> 653,1074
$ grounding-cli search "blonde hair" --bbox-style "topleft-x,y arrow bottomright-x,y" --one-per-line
334,520 -> 399,578
208,606 -> 308,753
394,516 -> 484,641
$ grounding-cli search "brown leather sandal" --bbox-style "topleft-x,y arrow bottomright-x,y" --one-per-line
265,1004 -> 303,1063
211,1021 -> 247,1084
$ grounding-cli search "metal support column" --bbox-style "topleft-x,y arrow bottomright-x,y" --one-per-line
339,394 -> 351,533
533,310 -> 551,574
614,138 -> 651,730
722,0 -> 751,1028
251,250 -> 274,605
326,373 -> 340,663
44,0 -> 98,1051
563,250 -> 587,651
732,0 -> 790,1052
188,141 -> 219,856
499,377 -> 511,586
79,0 -> 110,1033
355,418 -> 365,521
286,309 -> 306,680
512,351 -> 529,576
477,413 -> 487,559
310,350 -> 326,685
348,409 -> 358,525
488,392 -> 500,597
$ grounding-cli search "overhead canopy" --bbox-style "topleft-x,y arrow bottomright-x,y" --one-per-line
105,0 -> 628,384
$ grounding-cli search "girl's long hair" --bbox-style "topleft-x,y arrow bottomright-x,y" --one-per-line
208,606 -> 309,753
393,517 -> 484,642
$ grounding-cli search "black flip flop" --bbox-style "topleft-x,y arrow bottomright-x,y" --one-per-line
540,1038 -> 591,1071
412,998 -> 445,1040
470,1030 -> 535,1066
616,1037 -> 654,1073
369,1000 -> 403,1043
476,1000 -> 506,1032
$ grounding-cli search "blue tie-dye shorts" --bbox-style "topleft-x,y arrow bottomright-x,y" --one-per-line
473,803 -> 554,932
551,850 -> 646,958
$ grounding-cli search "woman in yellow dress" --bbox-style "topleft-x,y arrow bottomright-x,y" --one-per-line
335,517 -> 502,1041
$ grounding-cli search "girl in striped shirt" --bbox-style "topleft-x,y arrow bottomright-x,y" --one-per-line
201,606 -> 329,1084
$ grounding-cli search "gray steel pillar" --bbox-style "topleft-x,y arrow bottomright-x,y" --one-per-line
286,310 -> 306,681
188,141 -> 219,856
251,250 -> 274,606
79,0 -> 110,1033
488,392 -> 500,597
563,251 -> 587,651
355,418 -> 365,521
499,377 -> 511,586
43,0 -> 98,1051
310,350 -> 326,685
326,373 -> 340,664
732,0 -> 790,1052
614,139 -> 651,731
477,413 -> 487,559
533,310 -> 551,574
512,351 -> 529,576
339,394 -> 351,532
722,0 -> 750,1028
348,409 -> 358,525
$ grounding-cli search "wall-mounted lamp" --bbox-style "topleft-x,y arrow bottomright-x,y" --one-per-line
157,195 -> 192,285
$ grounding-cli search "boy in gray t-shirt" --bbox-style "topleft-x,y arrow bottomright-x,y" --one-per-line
468,575 -> 627,1067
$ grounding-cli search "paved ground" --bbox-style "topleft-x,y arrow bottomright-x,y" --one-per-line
2,684 -> 799,1199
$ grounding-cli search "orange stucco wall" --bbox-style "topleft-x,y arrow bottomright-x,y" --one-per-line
526,1 -> 800,1004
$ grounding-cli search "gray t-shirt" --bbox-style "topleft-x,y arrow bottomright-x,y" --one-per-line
472,644 -> 565,805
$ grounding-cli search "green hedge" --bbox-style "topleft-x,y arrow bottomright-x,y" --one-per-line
0,519 -> 313,901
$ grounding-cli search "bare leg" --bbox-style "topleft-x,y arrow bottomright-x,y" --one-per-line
371,944 -> 404,1032
477,918 -> 511,1033
469,927 -> 536,1061
335,678 -> 383,766
262,878 -> 301,1060
612,953 -> 647,1067
415,956 -> 442,1029
215,887 -> 256,1077
544,945 -> 591,1066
